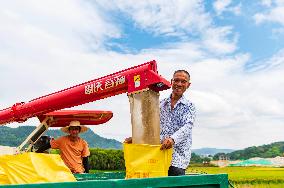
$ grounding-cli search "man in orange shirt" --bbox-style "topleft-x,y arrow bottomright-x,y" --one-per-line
50,120 -> 90,174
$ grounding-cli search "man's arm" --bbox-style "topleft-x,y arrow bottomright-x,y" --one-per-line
170,104 -> 196,145
82,140 -> 90,173
171,122 -> 193,145
82,157 -> 89,173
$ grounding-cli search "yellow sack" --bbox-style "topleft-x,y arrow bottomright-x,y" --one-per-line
123,143 -> 173,179
0,152 -> 76,185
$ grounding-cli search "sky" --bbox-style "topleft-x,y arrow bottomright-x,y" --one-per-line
0,0 -> 284,150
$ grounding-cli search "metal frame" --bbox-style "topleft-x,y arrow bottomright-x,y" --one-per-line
16,117 -> 51,153
0,174 -> 229,188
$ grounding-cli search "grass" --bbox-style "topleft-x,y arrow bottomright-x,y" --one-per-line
187,166 -> 284,187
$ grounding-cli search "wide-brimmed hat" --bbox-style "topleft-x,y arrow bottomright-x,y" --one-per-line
61,120 -> 88,134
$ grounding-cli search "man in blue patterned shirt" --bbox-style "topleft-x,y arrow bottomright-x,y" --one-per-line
124,70 -> 196,176
160,70 -> 196,176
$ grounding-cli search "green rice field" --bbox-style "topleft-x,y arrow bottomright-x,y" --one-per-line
187,166 -> 284,188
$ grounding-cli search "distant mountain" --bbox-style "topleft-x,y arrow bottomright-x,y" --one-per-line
0,126 -> 122,149
192,148 -> 234,156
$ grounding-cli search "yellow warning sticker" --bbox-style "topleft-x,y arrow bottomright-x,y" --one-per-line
134,75 -> 141,88
134,75 -> 140,82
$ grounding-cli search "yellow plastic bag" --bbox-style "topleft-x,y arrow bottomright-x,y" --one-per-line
123,143 -> 173,179
0,165 -> 9,185
0,152 -> 76,185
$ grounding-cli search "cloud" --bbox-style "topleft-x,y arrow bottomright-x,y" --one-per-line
246,48 -> 284,72
0,0 -> 122,102
189,49 -> 284,149
0,0 -> 120,56
96,0 -> 238,55
213,0 -> 241,16
201,26 -> 238,54
99,0 -> 211,36
272,27 -> 284,36
194,117 -> 284,149
261,0 -> 272,7
254,2 -> 284,25
213,0 -> 231,15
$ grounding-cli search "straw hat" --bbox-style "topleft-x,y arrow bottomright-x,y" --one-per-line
61,120 -> 88,133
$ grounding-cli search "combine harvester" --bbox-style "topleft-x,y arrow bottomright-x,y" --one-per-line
0,60 -> 228,187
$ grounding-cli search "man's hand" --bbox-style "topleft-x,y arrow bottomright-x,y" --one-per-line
124,137 -> 132,144
160,137 -> 174,150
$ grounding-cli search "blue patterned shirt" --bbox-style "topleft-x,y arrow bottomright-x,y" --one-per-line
160,95 -> 196,169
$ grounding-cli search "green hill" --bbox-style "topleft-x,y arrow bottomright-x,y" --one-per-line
213,141 -> 284,160
0,126 -> 122,149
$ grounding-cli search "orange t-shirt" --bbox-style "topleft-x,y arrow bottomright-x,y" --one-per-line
51,136 -> 90,173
